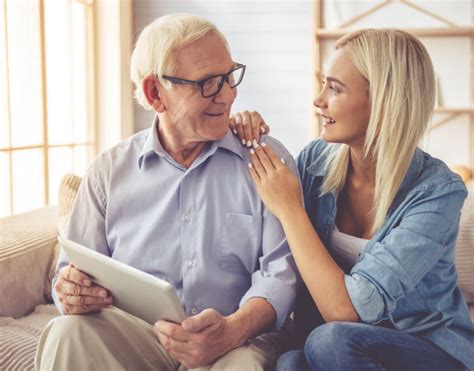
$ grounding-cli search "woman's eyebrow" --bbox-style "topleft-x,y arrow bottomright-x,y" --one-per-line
323,75 -> 346,87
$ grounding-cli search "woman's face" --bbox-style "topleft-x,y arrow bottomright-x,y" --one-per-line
314,49 -> 370,149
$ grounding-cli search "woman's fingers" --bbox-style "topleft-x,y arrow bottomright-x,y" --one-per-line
248,142 -> 288,185
231,111 -> 268,146
249,111 -> 265,142
261,144 -> 286,169
229,116 -> 237,135
241,111 -> 253,147
249,149 -> 267,177
248,163 -> 260,183
232,113 -> 246,145
251,144 -> 277,173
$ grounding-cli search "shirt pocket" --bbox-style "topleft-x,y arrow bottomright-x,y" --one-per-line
220,212 -> 262,274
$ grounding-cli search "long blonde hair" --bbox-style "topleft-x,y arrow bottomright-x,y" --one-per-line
321,29 -> 436,233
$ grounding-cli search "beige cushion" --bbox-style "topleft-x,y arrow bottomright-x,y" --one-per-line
0,174 -> 80,370
0,174 -> 81,318
456,180 -> 474,304
44,174 -> 82,302
0,304 -> 58,371
0,208 -> 59,318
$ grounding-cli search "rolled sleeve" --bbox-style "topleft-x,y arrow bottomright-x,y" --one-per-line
240,270 -> 297,329
239,239 -> 298,330
345,273 -> 385,323
345,180 -> 467,324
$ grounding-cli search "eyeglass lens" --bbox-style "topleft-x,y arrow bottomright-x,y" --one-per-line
202,66 -> 244,97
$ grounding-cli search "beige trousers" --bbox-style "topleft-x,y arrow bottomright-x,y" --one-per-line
35,307 -> 291,371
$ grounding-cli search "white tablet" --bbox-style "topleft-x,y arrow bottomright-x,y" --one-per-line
58,236 -> 187,325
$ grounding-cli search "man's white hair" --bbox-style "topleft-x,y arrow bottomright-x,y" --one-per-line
130,13 -> 230,110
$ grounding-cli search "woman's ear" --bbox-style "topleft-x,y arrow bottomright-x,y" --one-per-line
142,76 -> 165,112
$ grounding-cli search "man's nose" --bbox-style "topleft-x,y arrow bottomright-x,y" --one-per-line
213,80 -> 236,104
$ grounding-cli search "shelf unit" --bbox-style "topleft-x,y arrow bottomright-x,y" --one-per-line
312,0 -> 474,173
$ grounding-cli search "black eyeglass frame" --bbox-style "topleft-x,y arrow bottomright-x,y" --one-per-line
162,63 -> 246,98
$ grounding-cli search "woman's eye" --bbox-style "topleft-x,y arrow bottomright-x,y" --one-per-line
329,84 -> 340,94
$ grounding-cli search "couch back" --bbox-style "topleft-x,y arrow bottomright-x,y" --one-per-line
0,175 -> 473,319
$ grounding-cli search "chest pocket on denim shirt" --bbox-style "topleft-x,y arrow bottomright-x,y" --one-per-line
221,212 -> 262,274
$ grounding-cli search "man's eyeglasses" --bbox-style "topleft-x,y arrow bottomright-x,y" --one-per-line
162,63 -> 246,98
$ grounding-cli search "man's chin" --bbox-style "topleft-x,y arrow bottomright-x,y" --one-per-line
213,127 -> 229,140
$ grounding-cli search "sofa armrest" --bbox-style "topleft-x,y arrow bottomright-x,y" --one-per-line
456,180 -> 473,307
0,207 -> 59,318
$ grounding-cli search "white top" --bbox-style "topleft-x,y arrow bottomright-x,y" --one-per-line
330,226 -> 369,272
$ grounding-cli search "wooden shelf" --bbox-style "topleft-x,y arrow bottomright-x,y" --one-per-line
434,107 -> 474,114
315,27 -> 474,40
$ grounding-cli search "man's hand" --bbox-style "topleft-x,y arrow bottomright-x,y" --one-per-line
55,262 -> 113,315
154,309 -> 240,369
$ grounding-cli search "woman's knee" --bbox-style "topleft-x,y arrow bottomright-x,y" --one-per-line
276,350 -> 307,371
304,322 -> 352,365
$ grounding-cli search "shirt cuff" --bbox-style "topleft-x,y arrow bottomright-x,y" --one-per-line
239,274 -> 296,329
344,273 -> 385,324
51,275 -> 65,316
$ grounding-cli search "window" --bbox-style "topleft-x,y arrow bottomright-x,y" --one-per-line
0,0 -> 96,217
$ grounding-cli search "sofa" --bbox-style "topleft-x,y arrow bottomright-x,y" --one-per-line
1,174 -> 473,371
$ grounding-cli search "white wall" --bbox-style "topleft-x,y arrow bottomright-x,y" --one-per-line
133,0 -> 313,156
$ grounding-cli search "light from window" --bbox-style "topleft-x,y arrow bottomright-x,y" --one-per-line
0,0 -> 95,217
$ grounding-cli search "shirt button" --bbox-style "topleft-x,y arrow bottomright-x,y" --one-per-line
184,215 -> 191,222
187,261 -> 193,268
191,308 -> 198,315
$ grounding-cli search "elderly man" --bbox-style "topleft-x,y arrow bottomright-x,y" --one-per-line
35,13 -> 299,371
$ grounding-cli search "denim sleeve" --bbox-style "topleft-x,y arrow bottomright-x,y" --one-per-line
239,147 -> 300,329
345,180 -> 467,324
52,164 -> 110,315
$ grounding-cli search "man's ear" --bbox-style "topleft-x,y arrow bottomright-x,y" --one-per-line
142,75 -> 166,113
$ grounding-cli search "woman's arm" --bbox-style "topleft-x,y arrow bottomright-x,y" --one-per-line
249,144 -> 359,322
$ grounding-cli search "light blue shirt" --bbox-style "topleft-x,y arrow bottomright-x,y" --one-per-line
53,120 -> 299,329
296,139 -> 474,370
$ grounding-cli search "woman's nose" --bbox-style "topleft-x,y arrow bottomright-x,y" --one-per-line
313,89 -> 327,109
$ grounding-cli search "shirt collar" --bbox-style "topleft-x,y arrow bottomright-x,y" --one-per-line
397,147 -> 424,194
306,143 -> 336,178
207,130 -> 246,161
138,116 -> 245,169
138,116 -> 167,169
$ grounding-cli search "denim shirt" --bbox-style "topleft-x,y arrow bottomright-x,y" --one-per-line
295,139 -> 474,370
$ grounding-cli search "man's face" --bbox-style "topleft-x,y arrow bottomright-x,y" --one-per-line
160,33 -> 237,143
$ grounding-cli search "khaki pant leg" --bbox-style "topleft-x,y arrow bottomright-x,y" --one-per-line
182,321 -> 293,371
35,306 -> 178,371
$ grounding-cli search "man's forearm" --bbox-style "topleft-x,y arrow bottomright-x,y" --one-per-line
225,297 -> 276,348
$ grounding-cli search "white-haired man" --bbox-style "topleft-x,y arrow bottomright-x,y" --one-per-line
35,14 -> 299,371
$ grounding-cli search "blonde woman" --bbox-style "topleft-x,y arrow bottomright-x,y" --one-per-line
231,29 -> 473,370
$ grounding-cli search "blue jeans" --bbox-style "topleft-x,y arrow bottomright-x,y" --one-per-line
276,322 -> 465,371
